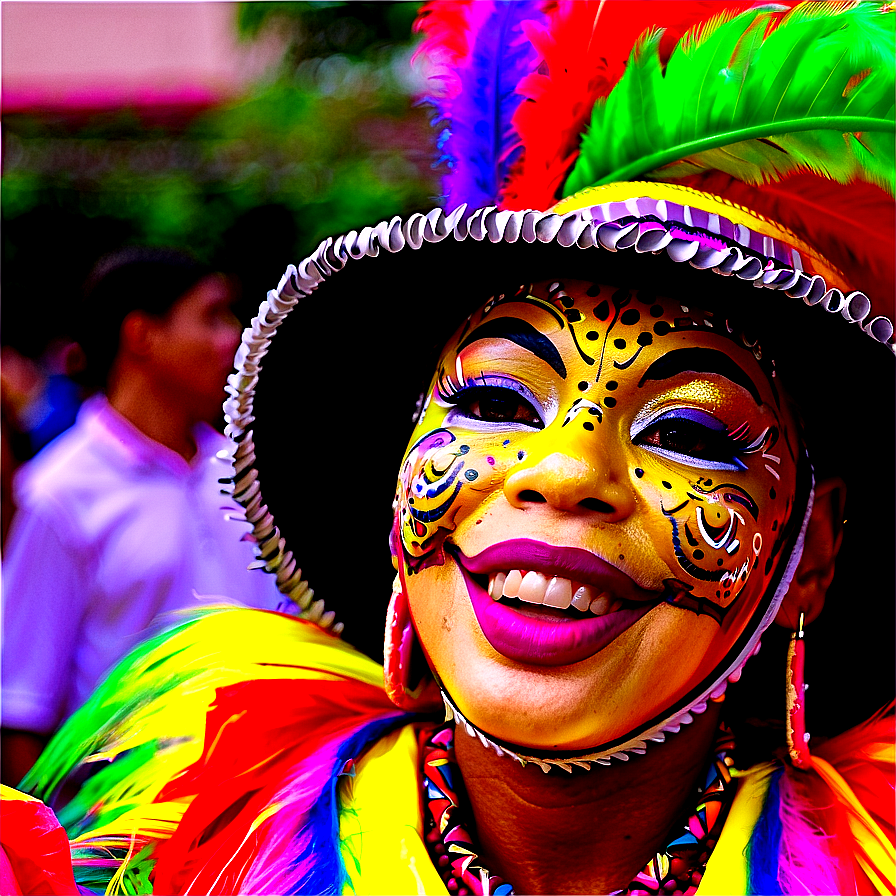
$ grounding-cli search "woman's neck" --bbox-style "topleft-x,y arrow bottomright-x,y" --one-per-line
453,702 -> 722,895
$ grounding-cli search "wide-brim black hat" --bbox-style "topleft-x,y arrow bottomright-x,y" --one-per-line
223,185 -> 893,696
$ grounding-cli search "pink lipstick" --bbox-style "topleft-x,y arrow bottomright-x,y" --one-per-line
453,539 -> 660,666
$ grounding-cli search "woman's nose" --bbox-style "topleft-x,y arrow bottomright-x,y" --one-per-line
503,441 -> 636,521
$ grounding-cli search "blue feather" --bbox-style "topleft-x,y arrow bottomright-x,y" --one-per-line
289,712 -> 411,895
746,766 -> 785,896
441,1 -> 544,211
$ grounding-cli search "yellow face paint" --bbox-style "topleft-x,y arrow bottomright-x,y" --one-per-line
392,279 -> 800,750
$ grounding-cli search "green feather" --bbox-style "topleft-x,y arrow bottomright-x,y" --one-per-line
563,2 -> 895,198
20,617 -> 202,805
70,842 -> 156,895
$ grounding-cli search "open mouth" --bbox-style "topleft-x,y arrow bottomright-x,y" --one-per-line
451,540 -> 662,667
485,570 -> 628,618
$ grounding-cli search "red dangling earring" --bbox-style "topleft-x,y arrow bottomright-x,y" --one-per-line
786,611 -> 811,768
384,574 -> 443,712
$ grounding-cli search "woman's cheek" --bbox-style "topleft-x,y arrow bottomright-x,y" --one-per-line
395,424 -> 524,570
635,459 -> 795,619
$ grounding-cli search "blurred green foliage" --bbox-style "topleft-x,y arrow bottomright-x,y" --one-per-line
2,1 -> 438,353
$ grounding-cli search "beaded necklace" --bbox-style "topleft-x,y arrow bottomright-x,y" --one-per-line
421,722 -> 736,896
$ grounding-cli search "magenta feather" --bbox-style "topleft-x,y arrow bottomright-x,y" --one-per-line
417,0 -> 546,211
774,768 -> 847,895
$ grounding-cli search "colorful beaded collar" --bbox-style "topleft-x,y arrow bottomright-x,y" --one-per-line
421,722 -> 737,896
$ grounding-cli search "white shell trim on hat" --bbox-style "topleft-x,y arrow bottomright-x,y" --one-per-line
222,202 -> 892,634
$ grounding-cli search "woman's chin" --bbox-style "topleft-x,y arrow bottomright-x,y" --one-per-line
464,705 -> 641,753
448,667 -> 660,753
445,628 -> 718,754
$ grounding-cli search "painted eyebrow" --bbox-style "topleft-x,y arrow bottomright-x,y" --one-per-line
638,348 -> 762,404
457,318 -> 567,379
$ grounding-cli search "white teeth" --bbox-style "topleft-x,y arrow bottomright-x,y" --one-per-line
589,592 -> 614,615
486,572 -> 623,617
543,576 -> 572,609
518,571 -> 550,604
503,569 -> 524,598
571,584 -> 596,612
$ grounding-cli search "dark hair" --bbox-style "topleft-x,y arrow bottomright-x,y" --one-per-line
75,246 -> 213,388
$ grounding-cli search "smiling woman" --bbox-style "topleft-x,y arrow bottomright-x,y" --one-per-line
3,2 -> 894,896
397,281 -> 804,757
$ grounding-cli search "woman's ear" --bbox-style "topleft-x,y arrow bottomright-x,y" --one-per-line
775,477 -> 846,629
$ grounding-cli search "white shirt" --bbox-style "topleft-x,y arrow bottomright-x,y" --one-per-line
1,395 -> 287,733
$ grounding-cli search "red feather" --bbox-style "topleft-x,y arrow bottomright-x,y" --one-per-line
779,702 -> 896,895
149,677 -> 402,895
501,0 -> 797,211
0,795 -> 78,895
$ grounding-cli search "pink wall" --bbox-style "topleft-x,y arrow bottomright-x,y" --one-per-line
2,2 -> 274,113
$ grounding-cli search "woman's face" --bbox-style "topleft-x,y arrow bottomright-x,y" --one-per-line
393,280 -> 800,750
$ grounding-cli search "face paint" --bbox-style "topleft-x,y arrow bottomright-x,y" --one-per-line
393,280 -> 800,749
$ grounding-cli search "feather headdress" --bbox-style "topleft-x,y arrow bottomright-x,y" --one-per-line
415,0 -> 546,211
415,0 -> 896,304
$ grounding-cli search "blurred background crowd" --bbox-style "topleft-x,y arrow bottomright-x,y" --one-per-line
1,1 -> 438,784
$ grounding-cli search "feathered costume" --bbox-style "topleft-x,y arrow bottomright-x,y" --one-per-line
4,608 -> 894,895
3,3 -> 895,894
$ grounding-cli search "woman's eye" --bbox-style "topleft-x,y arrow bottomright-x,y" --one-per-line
453,387 -> 544,428
634,418 -> 739,465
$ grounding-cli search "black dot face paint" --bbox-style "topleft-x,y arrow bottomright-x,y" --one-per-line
395,279 -> 798,635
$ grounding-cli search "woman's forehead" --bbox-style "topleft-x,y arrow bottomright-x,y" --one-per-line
456,279 -> 756,340
438,278 -> 779,406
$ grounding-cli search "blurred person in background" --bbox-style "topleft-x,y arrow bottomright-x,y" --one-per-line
1,247 -> 286,787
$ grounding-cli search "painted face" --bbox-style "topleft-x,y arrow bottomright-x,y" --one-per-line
392,279 -> 800,750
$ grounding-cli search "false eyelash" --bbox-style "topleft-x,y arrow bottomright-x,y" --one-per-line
637,441 -> 748,473
725,421 -> 753,445
435,367 -> 459,403
437,368 -> 536,406
436,366 -> 488,403
704,422 -> 769,467
730,424 -> 777,454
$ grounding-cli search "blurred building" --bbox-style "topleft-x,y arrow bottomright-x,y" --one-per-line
2,2 -> 432,322
2,2 -> 276,120
2,2 -> 284,356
